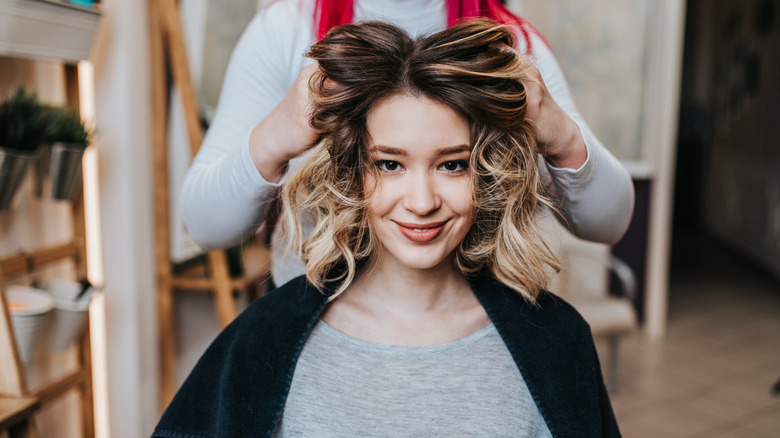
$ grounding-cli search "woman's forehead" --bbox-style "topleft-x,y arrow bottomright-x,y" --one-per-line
366,94 -> 471,155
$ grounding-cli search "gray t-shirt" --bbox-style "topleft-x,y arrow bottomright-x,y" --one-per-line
273,320 -> 552,437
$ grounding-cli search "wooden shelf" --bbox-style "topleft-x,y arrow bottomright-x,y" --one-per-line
1,242 -> 79,278
0,365 -> 89,430
33,368 -> 89,406
0,0 -> 100,64
0,396 -> 39,430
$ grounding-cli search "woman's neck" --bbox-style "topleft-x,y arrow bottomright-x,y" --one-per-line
351,255 -> 470,313
320,255 -> 491,347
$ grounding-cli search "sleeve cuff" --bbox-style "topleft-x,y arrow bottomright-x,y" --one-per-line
239,130 -> 286,189
544,124 -> 594,187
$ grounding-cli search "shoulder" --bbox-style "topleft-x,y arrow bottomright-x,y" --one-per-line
227,275 -> 328,337
470,274 -> 616,437
534,291 -> 596,353
180,275 -> 328,375
536,290 -> 590,327
469,274 -> 593,346
153,275 -> 328,437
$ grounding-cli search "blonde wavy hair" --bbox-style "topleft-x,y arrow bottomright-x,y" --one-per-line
281,19 -> 560,302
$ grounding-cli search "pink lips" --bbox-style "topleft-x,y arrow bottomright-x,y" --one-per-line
394,220 -> 449,243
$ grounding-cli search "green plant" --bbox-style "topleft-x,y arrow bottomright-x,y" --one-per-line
42,106 -> 91,146
0,88 -> 46,153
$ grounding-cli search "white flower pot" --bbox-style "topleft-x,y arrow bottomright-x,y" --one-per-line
6,285 -> 54,364
41,279 -> 93,351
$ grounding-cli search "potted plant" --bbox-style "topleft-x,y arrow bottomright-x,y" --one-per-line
37,106 -> 92,201
0,88 -> 46,212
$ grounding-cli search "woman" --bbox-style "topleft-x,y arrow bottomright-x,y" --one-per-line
180,0 -> 635,287
155,20 -> 619,437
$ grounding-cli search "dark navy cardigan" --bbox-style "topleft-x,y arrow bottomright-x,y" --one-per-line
153,274 -> 621,437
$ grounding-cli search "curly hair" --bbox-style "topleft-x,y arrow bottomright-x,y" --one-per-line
280,18 -> 560,301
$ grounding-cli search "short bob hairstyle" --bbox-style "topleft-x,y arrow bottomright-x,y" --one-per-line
281,19 -> 559,302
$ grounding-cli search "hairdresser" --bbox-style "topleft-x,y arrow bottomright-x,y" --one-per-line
180,0 -> 635,286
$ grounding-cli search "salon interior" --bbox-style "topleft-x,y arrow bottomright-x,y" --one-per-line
0,0 -> 778,437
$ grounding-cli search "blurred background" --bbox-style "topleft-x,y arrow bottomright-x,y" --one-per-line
0,0 -> 777,437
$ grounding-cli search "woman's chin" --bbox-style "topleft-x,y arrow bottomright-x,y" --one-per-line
379,250 -> 457,274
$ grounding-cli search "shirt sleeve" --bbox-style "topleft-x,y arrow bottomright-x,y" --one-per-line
179,3 -> 314,251
527,31 -> 635,244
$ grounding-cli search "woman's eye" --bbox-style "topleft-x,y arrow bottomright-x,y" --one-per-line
376,160 -> 402,172
440,160 -> 468,173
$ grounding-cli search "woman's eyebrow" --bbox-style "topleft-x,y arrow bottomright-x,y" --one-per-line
368,145 -> 408,156
436,145 -> 471,155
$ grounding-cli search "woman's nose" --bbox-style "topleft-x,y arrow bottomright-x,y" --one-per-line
403,173 -> 440,215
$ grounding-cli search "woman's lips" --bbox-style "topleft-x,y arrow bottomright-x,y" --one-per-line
394,220 -> 449,243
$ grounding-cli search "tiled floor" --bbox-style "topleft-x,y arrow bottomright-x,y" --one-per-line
603,232 -> 780,437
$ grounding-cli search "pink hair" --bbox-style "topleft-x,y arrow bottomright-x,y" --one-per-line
314,0 -> 548,51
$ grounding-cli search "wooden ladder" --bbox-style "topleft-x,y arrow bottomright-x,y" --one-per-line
149,0 -> 272,408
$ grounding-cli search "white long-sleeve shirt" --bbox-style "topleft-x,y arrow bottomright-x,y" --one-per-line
180,0 -> 635,285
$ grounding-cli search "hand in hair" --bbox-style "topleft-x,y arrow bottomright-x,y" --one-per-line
491,42 -> 588,170
521,62 -> 588,169
249,63 -> 322,183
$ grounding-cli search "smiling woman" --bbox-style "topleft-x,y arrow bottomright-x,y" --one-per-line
282,19 -> 559,301
153,19 -> 620,438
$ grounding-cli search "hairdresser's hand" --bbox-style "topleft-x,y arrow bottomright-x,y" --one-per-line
493,41 -> 588,170
521,64 -> 588,170
250,63 -> 321,182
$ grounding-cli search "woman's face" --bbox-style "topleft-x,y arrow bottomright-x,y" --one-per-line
364,94 -> 474,273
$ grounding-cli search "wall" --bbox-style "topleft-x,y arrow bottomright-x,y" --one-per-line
89,0 -> 159,436
200,0 -> 258,114
688,0 -> 780,278
506,0 -> 649,161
